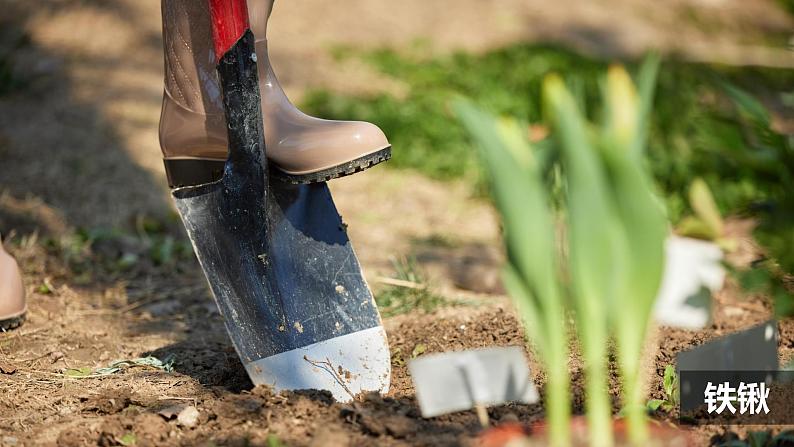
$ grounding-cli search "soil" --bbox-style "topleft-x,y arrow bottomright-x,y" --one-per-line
1,0 -> 793,446
2,269 -> 791,446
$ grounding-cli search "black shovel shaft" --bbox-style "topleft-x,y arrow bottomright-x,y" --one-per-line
216,29 -> 268,200
208,0 -> 268,201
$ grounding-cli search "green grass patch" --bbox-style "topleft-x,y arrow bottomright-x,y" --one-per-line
777,0 -> 794,15
304,43 -> 793,313
375,256 -> 447,317
42,213 -> 194,282
302,44 -> 793,222
304,45 -> 603,184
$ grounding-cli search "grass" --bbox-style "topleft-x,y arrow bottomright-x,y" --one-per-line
41,213 -> 194,282
374,256 -> 447,317
303,43 -> 794,313
305,45 -> 603,184
302,44 -> 792,220
778,0 -> 794,14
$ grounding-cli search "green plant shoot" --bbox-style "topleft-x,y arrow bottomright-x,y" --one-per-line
457,54 -> 667,446
601,62 -> 668,444
647,365 -> 679,412
677,178 -> 725,241
544,74 -> 618,447
455,101 -> 571,447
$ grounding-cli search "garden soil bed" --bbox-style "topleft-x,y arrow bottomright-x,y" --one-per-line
1,258 -> 792,446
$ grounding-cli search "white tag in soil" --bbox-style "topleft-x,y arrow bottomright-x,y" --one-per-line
653,236 -> 725,329
408,346 -> 539,418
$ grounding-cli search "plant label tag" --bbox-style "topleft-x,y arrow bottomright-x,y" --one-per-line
408,346 -> 539,418
654,236 -> 725,329
677,320 -> 779,371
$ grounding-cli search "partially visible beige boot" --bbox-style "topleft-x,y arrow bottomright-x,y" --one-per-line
0,240 -> 25,331
159,0 -> 391,187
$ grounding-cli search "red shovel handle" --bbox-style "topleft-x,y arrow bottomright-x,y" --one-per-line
209,0 -> 250,63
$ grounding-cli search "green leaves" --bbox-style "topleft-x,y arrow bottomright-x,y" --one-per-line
544,73 -> 620,446
647,365 -> 679,412
646,399 -> 666,412
119,433 -> 137,446
455,98 -> 570,446
543,62 -> 667,445
663,365 -> 677,397
454,100 -> 562,345
681,178 -> 724,240
457,55 -> 667,446
601,63 -> 667,445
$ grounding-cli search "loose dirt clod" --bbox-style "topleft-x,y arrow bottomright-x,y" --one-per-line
177,406 -> 200,428
82,391 -> 133,415
0,361 -> 17,375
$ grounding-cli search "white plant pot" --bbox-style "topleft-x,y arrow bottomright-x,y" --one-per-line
653,236 -> 725,329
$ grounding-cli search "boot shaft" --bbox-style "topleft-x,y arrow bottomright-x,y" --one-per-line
161,0 -> 272,113
161,0 -> 222,115
160,0 -> 276,160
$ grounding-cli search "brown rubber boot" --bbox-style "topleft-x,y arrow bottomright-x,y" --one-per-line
0,239 -> 25,331
159,0 -> 391,187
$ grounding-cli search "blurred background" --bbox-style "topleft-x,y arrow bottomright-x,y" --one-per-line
1,0 -> 791,288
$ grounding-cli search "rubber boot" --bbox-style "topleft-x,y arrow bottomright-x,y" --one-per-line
159,0 -> 391,187
0,239 -> 25,331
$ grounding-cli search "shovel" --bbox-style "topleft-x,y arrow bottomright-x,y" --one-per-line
169,0 -> 390,401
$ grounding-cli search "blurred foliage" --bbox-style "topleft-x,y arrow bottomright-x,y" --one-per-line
305,45 -> 603,184
777,0 -> 794,14
266,435 -> 285,447
0,31 -> 31,97
43,213 -> 193,282
303,44 -> 793,314
677,178 -> 725,242
721,85 -> 794,316
456,59 -> 668,444
304,45 -> 791,217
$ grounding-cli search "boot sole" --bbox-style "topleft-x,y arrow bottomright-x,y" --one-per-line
0,313 -> 25,332
164,147 -> 391,188
273,146 -> 391,184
